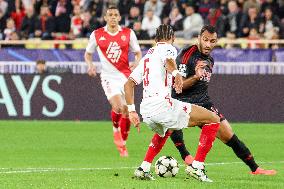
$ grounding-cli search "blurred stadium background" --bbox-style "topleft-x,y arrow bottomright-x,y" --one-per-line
0,0 -> 283,121
0,0 -> 283,188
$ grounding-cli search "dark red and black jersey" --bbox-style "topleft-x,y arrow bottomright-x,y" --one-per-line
172,45 -> 214,105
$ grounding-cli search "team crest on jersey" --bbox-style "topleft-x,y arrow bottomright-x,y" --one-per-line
106,42 -> 122,63
121,35 -> 126,41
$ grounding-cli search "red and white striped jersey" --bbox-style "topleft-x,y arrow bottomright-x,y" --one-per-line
86,26 -> 140,79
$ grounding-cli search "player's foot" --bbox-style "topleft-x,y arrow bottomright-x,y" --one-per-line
134,167 -> 155,180
119,146 -> 128,157
185,164 -> 213,182
113,131 -> 124,150
250,167 -> 277,175
184,155 -> 194,165
114,131 -> 128,156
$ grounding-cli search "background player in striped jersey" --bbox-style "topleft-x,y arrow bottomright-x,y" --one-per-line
84,6 -> 142,157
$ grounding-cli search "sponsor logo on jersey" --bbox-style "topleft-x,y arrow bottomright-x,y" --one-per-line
178,64 -> 187,77
106,42 -> 122,63
166,49 -> 175,57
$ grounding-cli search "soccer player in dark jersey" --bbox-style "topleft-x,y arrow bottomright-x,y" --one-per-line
170,25 -> 276,175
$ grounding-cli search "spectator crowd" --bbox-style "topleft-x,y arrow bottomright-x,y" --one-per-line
0,0 -> 283,43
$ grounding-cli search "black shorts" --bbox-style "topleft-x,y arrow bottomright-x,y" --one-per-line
202,102 -> 226,122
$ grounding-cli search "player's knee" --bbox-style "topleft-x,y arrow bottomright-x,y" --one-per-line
112,104 -> 123,113
121,106 -> 129,116
217,126 -> 234,143
209,112 -> 219,123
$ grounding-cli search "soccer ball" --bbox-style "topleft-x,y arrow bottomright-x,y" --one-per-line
154,156 -> 179,177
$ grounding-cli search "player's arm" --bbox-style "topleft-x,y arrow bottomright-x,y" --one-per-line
165,58 -> 183,94
124,79 -> 136,108
85,32 -> 97,77
182,61 -> 206,90
131,51 -> 142,70
129,30 -> 142,71
182,76 -> 200,90
124,79 -> 140,132
124,61 -> 144,131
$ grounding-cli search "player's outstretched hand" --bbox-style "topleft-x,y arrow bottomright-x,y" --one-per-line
195,61 -> 206,79
174,74 -> 183,94
129,112 -> 140,133
88,64 -> 97,77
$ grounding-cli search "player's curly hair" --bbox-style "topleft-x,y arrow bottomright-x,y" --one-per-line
155,24 -> 174,42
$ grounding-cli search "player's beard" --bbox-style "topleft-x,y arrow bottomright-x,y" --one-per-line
199,40 -> 211,55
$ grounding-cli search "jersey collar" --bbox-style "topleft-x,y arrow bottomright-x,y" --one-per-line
104,25 -> 122,36
156,42 -> 167,46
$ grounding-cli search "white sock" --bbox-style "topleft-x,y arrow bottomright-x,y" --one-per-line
192,160 -> 204,169
113,127 -> 119,132
140,161 -> 151,172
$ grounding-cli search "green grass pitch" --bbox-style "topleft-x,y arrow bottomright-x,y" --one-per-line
0,121 -> 283,189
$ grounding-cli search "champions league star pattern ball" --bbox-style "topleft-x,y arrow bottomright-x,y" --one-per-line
155,156 -> 179,177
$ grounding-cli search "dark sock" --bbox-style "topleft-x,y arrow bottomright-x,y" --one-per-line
226,134 -> 259,172
170,130 -> 190,160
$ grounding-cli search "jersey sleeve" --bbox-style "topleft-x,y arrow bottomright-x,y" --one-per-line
176,50 -> 190,78
160,45 -> 178,65
129,29 -> 141,53
129,58 -> 144,85
85,31 -> 97,53
176,47 -> 196,78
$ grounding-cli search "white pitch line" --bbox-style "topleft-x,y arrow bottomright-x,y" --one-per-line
0,161 -> 283,174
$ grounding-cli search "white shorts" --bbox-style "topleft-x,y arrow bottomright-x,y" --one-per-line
142,98 -> 192,137
101,76 -> 127,100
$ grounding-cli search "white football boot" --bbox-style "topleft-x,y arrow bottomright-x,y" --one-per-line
185,164 -> 213,182
134,167 -> 155,180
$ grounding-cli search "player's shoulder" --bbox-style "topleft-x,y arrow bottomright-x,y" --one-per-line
120,27 -> 132,34
157,43 -> 177,56
158,43 -> 177,51
90,27 -> 104,37
93,27 -> 105,34
179,45 -> 198,57
177,45 -> 199,65
121,26 -> 131,31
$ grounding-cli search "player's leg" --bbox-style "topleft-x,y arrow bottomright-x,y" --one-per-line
134,131 -> 172,180
170,130 -> 194,164
118,82 -> 131,151
109,94 -> 128,157
101,77 -> 123,133
134,101 -> 217,181
119,105 -> 131,144
101,76 -> 130,157
218,119 -> 277,175
134,99 -> 188,180
209,104 -> 276,175
118,105 -> 131,157
185,104 -> 220,182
